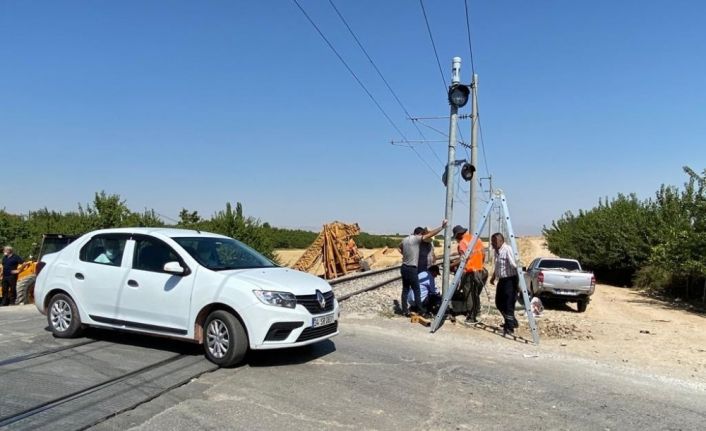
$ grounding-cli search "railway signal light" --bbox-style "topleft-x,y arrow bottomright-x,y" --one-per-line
461,163 -> 475,181
448,84 -> 470,108
441,160 -> 475,186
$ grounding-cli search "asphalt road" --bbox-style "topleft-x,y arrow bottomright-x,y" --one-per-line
1,305 -> 703,430
90,316 -> 705,431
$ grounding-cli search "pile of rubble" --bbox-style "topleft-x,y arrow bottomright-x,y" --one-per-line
339,279 -> 594,341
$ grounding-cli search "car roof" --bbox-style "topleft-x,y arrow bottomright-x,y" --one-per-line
86,227 -> 230,239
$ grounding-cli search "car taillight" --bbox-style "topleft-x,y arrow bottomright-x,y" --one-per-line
36,262 -> 46,275
590,275 -> 596,287
538,271 -> 544,286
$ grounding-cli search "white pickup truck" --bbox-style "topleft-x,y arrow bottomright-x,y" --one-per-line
522,257 -> 595,312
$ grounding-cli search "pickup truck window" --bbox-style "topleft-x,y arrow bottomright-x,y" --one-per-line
537,259 -> 580,271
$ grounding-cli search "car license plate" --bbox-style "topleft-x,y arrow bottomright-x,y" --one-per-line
312,313 -> 335,328
557,289 -> 577,296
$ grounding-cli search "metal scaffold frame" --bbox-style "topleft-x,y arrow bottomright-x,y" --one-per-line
430,190 -> 540,345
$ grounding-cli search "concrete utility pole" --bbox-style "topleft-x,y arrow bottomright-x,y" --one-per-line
486,175 -> 493,260
469,73 -> 479,232
479,175 -> 493,262
441,57 -> 462,296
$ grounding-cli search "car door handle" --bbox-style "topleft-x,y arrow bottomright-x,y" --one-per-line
75,273 -> 84,280
127,280 -> 139,287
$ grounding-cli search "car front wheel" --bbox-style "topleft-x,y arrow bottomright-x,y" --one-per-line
203,310 -> 248,367
48,293 -> 84,338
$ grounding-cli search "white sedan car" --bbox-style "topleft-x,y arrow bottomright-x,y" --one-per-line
34,228 -> 339,367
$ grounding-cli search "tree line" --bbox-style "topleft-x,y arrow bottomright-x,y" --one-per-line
0,192 -> 402,263
543,166 -> 706,303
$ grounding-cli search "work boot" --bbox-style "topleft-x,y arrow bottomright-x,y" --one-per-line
465,314 -> 478,324
502,324 -> 514,336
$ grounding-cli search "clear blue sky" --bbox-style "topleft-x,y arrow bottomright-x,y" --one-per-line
2,1 -> 705,235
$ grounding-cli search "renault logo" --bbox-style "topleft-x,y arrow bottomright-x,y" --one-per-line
316,290 -> 326,309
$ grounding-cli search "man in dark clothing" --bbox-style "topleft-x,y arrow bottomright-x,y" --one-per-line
2,246 -> 24,306
489,233 -> 519,335
417,228 -> 436,274
398,220 -> 447,316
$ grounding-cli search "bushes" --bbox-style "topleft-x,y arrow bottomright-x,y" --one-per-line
544,194 -> 656,285
355,232 -> 402,248
1,192 -> 404,265
543,167 -> 706,302
0,193 -> 274,260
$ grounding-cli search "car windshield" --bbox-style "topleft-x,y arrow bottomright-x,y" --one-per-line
172,236 -> 276,271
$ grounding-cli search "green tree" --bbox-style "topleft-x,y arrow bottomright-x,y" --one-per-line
81,191 -> 132,229
178,209 -> 202,227
207,202 -> 275,259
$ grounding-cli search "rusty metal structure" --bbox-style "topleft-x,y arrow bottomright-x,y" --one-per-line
293,222 -> 364,279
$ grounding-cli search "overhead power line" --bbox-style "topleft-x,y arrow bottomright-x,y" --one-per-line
291,0 -> 439,177
419,0 -> 447,92
327,0 -> 444,166
463,0 -> 476,75
463,0 -> 490,178
410,118 -> 468,148
478,117 -> 490,176
419,0 -> 469,153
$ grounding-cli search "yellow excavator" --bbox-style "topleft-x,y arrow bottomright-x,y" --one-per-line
1,234 -> 78,304
293,222 -> 367,279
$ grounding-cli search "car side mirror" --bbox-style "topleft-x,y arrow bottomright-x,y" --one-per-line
163,261 -> 186,275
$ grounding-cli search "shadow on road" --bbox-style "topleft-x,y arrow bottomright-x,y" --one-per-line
540,300 -> 578,313
41,326 -> 203,356
246,340 -> 336,367
469,321 -> 534,345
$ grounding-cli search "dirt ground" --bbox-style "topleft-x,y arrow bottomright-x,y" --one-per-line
510,237 -> 705,382
289,236 -> 705,383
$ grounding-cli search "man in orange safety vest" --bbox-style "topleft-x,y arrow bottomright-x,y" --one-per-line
451,225 -> 487,323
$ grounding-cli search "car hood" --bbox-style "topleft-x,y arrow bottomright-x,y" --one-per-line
220,267 -> 333,296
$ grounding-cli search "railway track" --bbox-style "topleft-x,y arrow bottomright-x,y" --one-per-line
330,265 -> 402,301
0,340 -> 99,367
329,257 -> 452,301
0,336 -> 216,431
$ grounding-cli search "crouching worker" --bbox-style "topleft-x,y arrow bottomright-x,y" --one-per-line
407,264 -> 442,315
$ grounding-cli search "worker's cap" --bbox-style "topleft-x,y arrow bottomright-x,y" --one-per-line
452,225 -> 467,236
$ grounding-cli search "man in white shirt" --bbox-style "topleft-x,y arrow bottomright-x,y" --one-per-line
398,220 -> 447,315
489,233 -> 519,335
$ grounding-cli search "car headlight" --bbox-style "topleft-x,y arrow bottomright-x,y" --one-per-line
253,290 -> 297,309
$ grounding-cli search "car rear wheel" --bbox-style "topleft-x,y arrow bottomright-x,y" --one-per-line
48,293 -> 84,338
203,310 -> 248,367
577,299 -> 588,313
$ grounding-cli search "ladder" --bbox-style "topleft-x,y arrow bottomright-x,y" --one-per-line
430,190 -> 540,345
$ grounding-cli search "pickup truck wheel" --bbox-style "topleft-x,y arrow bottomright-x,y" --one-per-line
577,300 -> 588,313
204,310 -> 248,367
48,293 -> 84,338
